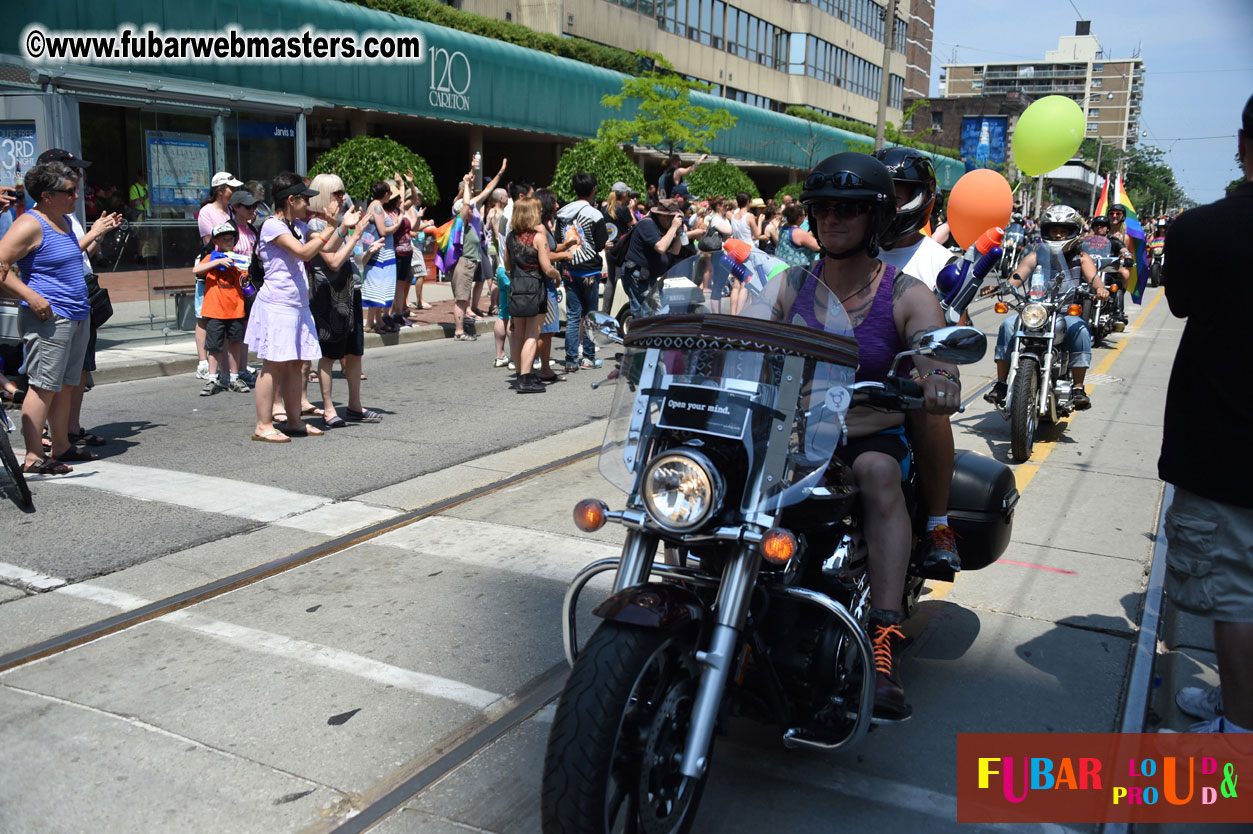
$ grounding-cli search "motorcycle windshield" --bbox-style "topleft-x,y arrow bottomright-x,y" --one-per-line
600,253 -> 858,513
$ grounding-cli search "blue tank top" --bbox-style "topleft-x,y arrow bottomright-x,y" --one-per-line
791,261 -> 908,383
16,213 -> 88,321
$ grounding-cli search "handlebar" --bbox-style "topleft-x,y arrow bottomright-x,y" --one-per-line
850,378 -> 951,413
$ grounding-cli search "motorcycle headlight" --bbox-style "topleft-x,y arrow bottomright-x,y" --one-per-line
641,450 -> 723,532
1021,303 -> 1049,329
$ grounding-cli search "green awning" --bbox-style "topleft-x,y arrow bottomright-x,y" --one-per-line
7,0 -> 963,181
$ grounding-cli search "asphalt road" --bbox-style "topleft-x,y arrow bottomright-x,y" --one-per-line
0,288 -> 1184,834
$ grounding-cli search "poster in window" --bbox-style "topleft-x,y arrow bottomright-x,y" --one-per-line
960,116 -> 1008,173
146,131 -> 211,208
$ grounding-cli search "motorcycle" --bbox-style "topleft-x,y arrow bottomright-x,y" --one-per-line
1000,220 -> 1027,283
1149,247 -> 1165,288
994,266 -> 1088,462
1081,254 -> 1127,348
541,253 -> 1019,833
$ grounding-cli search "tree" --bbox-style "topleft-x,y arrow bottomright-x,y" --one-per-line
548,141 -> 647,203
309,136 -> 439,205
596,52 -> 737,157
684,161 -> 759,201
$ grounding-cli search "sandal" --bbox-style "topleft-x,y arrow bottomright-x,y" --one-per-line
251,430 -> 291,443
538,373 -> 565,383
53,447 -> 100,463
300,406 -> 321,416
23,457 -> 72,475
345,408 -> 382,422
68,430 -> 107,447
454,333 -> 478,341
420,302 -> 434,310
472,308 -> 490,318
323,415 -> 348,429
284,425 -> 325,437
308,371 -> 319,383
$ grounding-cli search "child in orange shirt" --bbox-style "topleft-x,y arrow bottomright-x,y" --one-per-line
192,222 -> 250,395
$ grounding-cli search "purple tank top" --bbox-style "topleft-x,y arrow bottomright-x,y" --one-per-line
791,261 -> 908,382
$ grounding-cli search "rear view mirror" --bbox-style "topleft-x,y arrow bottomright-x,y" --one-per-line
918,326 -> 986,365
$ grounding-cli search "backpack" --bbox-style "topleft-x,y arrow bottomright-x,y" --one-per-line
607,222 -> 639,268
659,168 -> 675,199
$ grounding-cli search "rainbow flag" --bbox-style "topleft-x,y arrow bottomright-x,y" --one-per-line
1093,174 -> 1111,218
1113,176 -> 1150,304
433,216 -> 463,275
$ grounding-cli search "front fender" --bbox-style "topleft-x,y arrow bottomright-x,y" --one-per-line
592,582 -> 707,630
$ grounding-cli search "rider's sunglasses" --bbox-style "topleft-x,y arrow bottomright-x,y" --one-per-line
810,201 -> 872,221
803,170 -> 874,192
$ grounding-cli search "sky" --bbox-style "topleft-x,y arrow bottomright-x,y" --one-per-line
929,0 -> 1253,206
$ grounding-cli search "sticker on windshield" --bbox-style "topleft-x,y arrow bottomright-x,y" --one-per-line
657,384 -> 751,440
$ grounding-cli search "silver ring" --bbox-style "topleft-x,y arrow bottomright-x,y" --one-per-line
937,391 -> 947,398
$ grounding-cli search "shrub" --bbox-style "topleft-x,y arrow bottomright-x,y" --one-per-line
773,182 -> 803,204
309,136 -> 439,206
349,0 -> 638,75
684,161 -> 759,202
785,106 -> 961,161
548,141 -> 647,203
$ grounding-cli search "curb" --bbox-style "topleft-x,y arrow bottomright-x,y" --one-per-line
90,318 -> 497,386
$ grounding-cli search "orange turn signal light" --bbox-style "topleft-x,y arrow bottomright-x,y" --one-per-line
573,499 -> 608,532
1109,284 -> 1118,292
760,528 -> 798,565
1068,304 -> 1083,317
995,302 -> 1008,314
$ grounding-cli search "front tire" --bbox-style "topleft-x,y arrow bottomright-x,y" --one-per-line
0,429 -> 32,508
1010,356 -> 1039,463
1150,260 -> 1162,288
542,622 -> 706,834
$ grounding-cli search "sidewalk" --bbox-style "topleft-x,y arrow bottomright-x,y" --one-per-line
89,281 -> 498,385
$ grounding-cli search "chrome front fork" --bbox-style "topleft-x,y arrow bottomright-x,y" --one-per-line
679,543 -> 760,779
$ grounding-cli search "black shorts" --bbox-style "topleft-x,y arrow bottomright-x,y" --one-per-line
836,425 -> 912,481
204,317 -> 245,354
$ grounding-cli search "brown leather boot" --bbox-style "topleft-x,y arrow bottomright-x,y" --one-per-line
871,619 -> 912,720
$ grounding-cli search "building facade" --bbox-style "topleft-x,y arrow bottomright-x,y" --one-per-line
457,0 -> 929,129
939,22 -> 1144,150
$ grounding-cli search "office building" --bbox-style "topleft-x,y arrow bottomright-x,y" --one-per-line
939,21 -> 1144,149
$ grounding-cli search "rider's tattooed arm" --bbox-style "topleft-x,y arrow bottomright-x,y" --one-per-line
892,272 -> 927,304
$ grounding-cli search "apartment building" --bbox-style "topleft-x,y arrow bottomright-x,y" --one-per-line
456,0 -> 936,130
940,21 -> 1144,149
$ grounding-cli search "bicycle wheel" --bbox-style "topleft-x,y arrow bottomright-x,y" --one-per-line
0,429 -> 32,507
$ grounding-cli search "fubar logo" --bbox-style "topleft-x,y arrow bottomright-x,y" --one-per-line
429,46 -> 470,112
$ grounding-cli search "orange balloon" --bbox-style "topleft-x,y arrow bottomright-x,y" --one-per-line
947,169 -> 1013,249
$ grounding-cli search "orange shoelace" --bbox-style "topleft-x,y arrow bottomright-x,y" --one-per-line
929,524 -> 958,550
871,623 -> 905,674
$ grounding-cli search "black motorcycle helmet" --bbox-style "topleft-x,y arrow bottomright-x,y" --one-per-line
873,147 -> 938,246
1091,214 -> 1109,230
800,152 -> 896,259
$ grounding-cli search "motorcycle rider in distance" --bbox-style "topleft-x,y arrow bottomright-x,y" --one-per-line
985,204 -> 1109,410
873,147 -> 962,573
769,153 -> 963,720
1082,214 -> 1131,323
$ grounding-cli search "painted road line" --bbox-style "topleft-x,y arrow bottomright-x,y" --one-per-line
0,562 -> 67,591
1091,288 -> 1165,377
34,460 -> 329,522
38,580 -> 504,711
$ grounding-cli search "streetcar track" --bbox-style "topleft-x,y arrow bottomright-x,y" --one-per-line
0,445 -> 600,675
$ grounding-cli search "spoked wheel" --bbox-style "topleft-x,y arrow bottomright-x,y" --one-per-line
0,426 -> 32,508
1009,356 -> 1039,463
542,622 -> 706,834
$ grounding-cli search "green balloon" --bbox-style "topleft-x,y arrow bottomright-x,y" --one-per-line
1012,95 -> 1086,176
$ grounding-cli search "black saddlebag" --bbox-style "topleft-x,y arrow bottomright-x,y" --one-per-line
947,450 -> 1018,570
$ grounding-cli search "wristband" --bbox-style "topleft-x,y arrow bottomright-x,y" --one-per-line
927,369 -> 959,385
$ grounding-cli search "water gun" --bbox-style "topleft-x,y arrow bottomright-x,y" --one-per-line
934,227 -> 1003,325
211,250 -> 256,297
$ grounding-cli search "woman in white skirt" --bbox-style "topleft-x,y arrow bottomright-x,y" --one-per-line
362,179 -> 400,333
246,171 -> 357,443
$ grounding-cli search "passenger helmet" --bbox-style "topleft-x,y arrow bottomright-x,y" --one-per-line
1040,204 -> 1084,256
800,152 -> 896,259
873,147 -> 939,246
1091,215 -> 1109,229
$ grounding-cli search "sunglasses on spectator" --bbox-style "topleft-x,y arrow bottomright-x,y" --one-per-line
810,201 -> 872,220
50,187 -> 79,197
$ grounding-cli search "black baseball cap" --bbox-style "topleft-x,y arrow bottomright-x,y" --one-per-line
37,148 -> 91,168
229,190 -> 260,208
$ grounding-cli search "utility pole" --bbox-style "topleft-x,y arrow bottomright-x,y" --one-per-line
1089,140 -> 1104,216
874,0 -> 901,152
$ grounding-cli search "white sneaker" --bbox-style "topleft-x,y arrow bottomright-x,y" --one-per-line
195,361 -> 210,380
492,357 -> 510,368
1176,685 -> 1223,721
